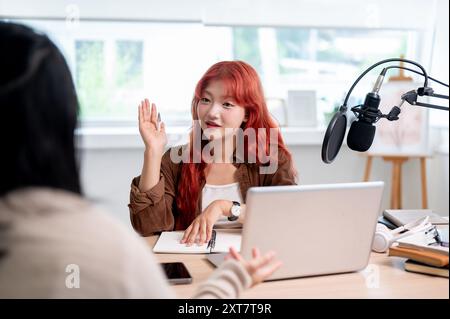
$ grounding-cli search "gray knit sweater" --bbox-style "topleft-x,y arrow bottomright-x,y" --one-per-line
0,188 -> 251,298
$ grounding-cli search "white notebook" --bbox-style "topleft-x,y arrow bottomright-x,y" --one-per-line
153,230 -> 242,254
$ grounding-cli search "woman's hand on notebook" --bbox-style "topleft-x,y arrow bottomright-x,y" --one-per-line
226,247 -> 282,287
181,200 -> 228,246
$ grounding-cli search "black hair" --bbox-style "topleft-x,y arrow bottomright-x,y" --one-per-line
0,22 -> 82,196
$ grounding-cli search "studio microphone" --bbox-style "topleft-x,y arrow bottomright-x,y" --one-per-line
322,71 -> 386,163
322,57 -> 449,164
346,73 -> 385,152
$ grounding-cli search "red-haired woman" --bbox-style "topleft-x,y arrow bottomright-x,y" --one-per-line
129,61 -> 297,245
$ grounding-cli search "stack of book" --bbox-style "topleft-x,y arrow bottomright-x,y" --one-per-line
382,209 -> 449,277
388,229 -> 449,278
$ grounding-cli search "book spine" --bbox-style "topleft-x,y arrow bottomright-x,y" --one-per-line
388,248 -> 449,267
404,262 -> 449,278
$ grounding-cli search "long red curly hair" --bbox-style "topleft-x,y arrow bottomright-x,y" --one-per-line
176,61 -> 295,228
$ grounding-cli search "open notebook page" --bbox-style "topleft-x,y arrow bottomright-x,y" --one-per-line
153,230 -> 241,254
395,229 -> 449,255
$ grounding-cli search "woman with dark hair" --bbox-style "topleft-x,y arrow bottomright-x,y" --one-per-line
0,23 -> 81,196
0,22 -> 281,298
129,61 -> 297,244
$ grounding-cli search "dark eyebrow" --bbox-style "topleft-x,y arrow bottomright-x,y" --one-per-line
203,90 -> 213,97
223,96 -> 235,101
203,90 -> 236,101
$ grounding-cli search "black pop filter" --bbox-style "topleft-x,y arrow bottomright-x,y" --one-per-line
321,109 -> 347,163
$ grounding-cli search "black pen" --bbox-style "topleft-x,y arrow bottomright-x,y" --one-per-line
207,230 -> 214,248
208,230 -> 216,253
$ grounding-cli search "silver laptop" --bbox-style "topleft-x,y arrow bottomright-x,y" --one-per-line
207,181 -> 384,280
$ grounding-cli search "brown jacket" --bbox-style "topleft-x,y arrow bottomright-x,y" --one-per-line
128,144 -> 297,236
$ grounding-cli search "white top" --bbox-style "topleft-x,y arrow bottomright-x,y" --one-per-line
202,182 -> 243,227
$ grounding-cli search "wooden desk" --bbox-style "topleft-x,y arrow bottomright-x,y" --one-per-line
146,236 -> 449,299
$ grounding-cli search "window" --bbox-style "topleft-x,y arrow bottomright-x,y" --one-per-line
115,41 -> 143,88
232,27 -> 262,75
233,27 -> 418,127
75,40 -> 145,119
76,40 -> 106,118
6,19 -> 421,127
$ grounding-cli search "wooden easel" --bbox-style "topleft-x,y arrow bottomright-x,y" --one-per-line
363,153 -> 430,209
387,55 -> 413,82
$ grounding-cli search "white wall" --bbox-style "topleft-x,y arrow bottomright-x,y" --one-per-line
427,0 -> 449,215
0,0 -> 438,30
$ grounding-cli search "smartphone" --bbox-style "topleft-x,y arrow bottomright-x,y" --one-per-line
160,262 -> 193,285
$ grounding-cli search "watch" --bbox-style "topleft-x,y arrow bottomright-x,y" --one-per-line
228,201 -> 241,221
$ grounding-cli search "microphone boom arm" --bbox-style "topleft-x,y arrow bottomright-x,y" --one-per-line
347,62 -> 449,122
342,58 -> 430,109
402,90 -> 449,111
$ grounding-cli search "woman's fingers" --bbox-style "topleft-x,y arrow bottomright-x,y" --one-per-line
247,251 -> 277,278
229,247 -> 244,262
205,223 -> 213,243
252,251 -> 276,269
198,220 -> 207,244
141,101 -> 148,122
259,260 -> 283,278
248,251 -> 282,286
139,99 -> 161,131
181,225 -> 192,244
252,247 -> 261,259
263,261 -> 283,277
143,99 -> 150,122
151,103 -> 158,126
225,247 -> 282,287
252,261 -> 283,286
186,222 -> 200,246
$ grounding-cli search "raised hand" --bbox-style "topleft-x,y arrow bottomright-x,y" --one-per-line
138,98 -> 167,155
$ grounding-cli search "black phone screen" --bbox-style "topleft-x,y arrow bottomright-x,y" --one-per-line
161,262 -> 193,285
